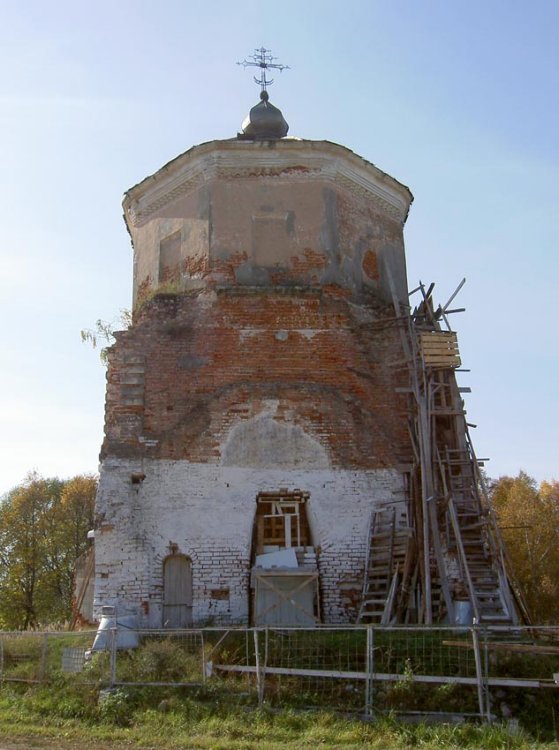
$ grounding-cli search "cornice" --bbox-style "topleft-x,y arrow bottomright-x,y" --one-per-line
123,140 -> 413,229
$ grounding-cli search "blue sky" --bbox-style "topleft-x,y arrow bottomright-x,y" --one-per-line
0,0 -> 557,494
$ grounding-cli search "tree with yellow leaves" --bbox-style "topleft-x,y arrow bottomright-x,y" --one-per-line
491,472 -> 559,623
0,472 -> 96,629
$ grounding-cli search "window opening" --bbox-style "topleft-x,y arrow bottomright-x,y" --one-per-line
254,490 -> 311,555
251,490 -> 319,626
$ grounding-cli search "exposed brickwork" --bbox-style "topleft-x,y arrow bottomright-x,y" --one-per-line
103,288 -> 411,469
362,250 -> 380,281
94,138 -> 415,627
95,284 -> 411,627
94,459 -> 405,626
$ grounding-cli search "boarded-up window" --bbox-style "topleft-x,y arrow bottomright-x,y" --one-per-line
159,230 -> 182,282
163,555 -> 192,628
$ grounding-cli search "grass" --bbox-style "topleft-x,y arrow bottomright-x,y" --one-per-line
1,629 -> 559,748
0,683 -> 558,750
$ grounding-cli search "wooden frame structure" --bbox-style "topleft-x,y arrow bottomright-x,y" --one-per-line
251,490 -> 319,626
358,277 -> 529,626
253,491 -> 311,554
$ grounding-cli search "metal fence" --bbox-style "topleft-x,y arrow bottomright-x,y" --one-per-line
1,625 -> 558,721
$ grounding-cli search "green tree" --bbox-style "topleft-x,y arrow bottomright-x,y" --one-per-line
0,472 -> 96,629
491,472 -> 559,623
81,309 -> 132,364
40,475 -> 97,623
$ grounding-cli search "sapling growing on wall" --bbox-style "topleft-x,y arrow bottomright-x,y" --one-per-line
80,309 -> 132,365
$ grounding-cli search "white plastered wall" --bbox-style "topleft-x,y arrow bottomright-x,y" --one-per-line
94,458 -> 405,626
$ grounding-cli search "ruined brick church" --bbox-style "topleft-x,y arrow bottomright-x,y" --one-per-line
91,53 -> 522,629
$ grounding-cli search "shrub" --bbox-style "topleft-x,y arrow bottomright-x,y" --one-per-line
120,638 -> 201,683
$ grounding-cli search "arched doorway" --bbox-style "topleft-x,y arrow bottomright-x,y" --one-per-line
163,554 -> 193,628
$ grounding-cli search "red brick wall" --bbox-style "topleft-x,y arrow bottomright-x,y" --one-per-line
102,288 -> 411,469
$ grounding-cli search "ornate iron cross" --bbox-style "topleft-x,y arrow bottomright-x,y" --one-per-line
237,47 -> 290,93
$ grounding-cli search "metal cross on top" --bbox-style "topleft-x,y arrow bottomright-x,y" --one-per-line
237,47 -> 290,93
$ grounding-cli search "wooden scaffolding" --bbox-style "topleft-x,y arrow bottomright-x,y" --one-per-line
358,279 -> 529,626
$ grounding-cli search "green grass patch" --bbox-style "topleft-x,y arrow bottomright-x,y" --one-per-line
2,628 -> 559,747
0,683 -> 558,750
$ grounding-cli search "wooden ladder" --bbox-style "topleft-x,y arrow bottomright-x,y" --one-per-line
443,446 -> 514,624
357,506 -> 411,624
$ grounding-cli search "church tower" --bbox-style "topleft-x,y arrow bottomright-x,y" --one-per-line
92,50 -> 521,628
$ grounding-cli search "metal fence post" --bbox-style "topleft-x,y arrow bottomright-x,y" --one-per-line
365,626 -> 374,717
263,627 -> 269,704
109,627 -> 117,688
200,631 -> 207,684
471,623 -> 485,721
264,627 -> 269,675
253,629 -> 264,706
245,629 -> 250,689
483,628 -> 492,722
39,634 -> 48,683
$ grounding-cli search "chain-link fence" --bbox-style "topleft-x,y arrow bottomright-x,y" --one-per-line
1,625 -> 558,720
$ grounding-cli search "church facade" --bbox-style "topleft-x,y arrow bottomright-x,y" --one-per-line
93,97 -> 418,627
92,75 -> 520,628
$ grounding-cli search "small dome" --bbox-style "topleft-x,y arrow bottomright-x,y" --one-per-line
240,91 -> 289,140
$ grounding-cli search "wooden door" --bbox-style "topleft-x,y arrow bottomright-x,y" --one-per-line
254,572 -> 318,626
163,555 -> 193,628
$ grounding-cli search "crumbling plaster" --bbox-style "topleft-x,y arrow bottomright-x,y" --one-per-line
94,458 -> 405,626
125,140 -> 412,307
94,135 -> 414,628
